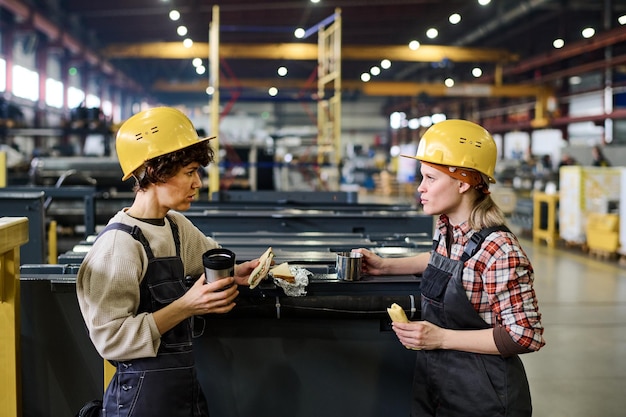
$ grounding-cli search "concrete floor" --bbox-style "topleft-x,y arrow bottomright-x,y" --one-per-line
520,240 -> 626,417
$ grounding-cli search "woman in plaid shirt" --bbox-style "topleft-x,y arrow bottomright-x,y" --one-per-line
356,119 -> 545,417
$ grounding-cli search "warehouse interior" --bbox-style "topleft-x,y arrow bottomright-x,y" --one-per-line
1,1 -> 626,416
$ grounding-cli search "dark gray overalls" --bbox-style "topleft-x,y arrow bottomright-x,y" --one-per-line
412,227 -> 532,417
100,219 -> 209,417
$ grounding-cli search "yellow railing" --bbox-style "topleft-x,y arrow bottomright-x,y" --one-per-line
0,217 -> 29,417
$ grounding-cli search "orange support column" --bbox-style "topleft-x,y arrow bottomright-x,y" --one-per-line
533,191 -> 560,247
0,217 -> 29,417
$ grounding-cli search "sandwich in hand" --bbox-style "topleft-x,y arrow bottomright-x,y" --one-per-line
387,303 -> 409,323
270,262 -> 295,283
248,247 -> 275,289
387,303 -> 421,350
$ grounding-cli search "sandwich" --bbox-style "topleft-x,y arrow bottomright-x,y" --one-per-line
386,303 -> 409,323
270,262 -> 295,283
387,303 -> 420,350
248,247 -> 275,289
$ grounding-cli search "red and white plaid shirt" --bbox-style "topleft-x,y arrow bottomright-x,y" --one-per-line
434,215 -> 545,351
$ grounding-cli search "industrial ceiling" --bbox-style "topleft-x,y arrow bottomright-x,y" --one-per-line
4,0 -> 626,123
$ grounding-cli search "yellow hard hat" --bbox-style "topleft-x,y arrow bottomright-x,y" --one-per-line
402,119 -> 497,183
116,107 -> 215,180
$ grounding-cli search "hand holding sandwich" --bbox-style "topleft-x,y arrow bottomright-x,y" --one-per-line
212,247 -> 274,287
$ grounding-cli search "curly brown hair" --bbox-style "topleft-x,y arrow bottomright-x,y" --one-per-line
133,141 -> 214,190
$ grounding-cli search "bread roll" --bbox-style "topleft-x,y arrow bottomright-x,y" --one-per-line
387,303 -> 409,323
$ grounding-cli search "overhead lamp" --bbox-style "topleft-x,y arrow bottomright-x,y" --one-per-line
619,15 -> 626,25
408,118 -> 420,130
419,116 -> 433,127
196,65 -> 206,75
431,113 -> 447,124
389,112 -> 406,130
581,27 -> 595,39
472,67 -> 482,77
361,73 -> 371,82
177,25 -> 188,36
370,66 -> 381,76
478,0 -> 491,5
192,58 -> 202,67
409,40 -> 420,50
381,59 -> 392,69
444,78 -> 454,87
277,66 -> 288,76
449,13 -> 461,25
169,10 -> 180,21
553,38 -> 564,49
206,86 -> 215,95
294,28 -> 305,38
183,38 -> 193,48
426,28 -> 438,39
268,87 -> 278,96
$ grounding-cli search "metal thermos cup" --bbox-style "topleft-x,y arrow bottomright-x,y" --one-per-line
336,251 -> 363,281
202,248 -> 236,283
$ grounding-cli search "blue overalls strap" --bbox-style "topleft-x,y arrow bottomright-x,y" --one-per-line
460,224 -> 511,263
97,222 -> 155,259
96,215 -> 181,260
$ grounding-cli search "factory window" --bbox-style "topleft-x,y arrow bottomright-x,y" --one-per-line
67,86 -> 85,109
85,94 -> 100,108
0,58 -> 5,92
12,65 -> 38,101
45,78 -> 64,108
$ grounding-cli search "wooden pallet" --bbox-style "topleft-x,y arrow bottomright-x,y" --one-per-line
588,248 -> 618,261
563,240 -> 588,253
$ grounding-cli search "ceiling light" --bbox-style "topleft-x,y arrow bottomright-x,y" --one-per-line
569,76 -> 582,85
426,28 -> 438,39
268,87 -> 278,96
196,65 -> 206,75
553,38 -> 564,48
408,118 -> 420,130
619,15 -> 626,25
183,38 -> 193,48
192,58 -> 202,67
449,14 -> 461,25
444,78 -> 455,87
310,0 -> 320,3
361,73 -> 371,82
389,112 -> 406,130
472,67 -> 482,77
370,66 -> 381,76
381,59 -> 391,69
169,10 -> 180,21
206,86 -> 214,95
478,0 -> 491,5
294,28 -> 305,38
419,116 -> 433,127
177,25 -> 188,36
409,40 -> 420,50
431,113 -> 447,124
582,27 -> 595,38
277,66 -> 288,76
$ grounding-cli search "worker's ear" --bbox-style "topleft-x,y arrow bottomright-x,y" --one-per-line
458,181 -> 471,194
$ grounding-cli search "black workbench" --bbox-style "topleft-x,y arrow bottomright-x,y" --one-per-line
19,264 -> 421,417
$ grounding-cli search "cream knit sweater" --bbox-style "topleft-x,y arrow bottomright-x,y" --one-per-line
76,210 -> 218,361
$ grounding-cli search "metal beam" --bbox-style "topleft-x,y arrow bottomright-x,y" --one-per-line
101,42 -> 518,63
152,78 -> 549,98
361,81 -> 550,98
